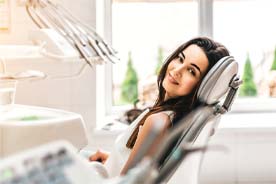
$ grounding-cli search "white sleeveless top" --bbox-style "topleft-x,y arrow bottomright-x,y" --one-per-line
104,109 -> 174,177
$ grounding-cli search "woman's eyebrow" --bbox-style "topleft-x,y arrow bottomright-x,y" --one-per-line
191,63 -> 202,75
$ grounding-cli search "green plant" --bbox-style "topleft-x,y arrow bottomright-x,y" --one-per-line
271,47 -> 276,70
155,47 -> 164,75
239,53 -> 257,96
121,52 -> 139,103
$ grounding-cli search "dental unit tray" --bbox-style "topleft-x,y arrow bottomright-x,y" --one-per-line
25,0 -> 119,66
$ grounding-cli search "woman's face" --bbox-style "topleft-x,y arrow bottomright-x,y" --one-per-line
162,44 -> 209,100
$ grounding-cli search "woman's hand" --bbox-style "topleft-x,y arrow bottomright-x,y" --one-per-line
89,150 -> 109,164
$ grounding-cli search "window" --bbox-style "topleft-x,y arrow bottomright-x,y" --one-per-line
112,0 -> 198,108
97,0 -> 276,126
213,0 -> 276,111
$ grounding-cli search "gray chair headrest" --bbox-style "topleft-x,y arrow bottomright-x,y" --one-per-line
197,56 -> 238,105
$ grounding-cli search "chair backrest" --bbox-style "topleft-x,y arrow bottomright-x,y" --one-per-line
152,56 -> 241,184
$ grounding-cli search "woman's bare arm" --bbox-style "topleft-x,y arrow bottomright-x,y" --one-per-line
120,112 -> 171,175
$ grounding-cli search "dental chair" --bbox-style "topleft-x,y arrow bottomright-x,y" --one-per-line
149,55 -> 241,184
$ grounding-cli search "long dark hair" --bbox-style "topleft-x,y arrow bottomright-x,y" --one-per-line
126,37 -> 230,148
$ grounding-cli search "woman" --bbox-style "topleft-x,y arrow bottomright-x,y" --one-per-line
89,37 -> 230,177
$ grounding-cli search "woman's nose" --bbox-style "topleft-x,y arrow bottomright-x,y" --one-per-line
173,64 -> 185,77
172,68 -> 182,78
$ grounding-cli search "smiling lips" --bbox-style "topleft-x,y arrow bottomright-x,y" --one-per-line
168,73 -> 179,85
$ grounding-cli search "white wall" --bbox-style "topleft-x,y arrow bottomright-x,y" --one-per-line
0,0 -> 34,44
0,0 -> 96,44
200,113 -> 276,184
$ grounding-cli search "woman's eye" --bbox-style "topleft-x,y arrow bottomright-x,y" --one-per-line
188,68 -> 196,76
178,55 -> 184,63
